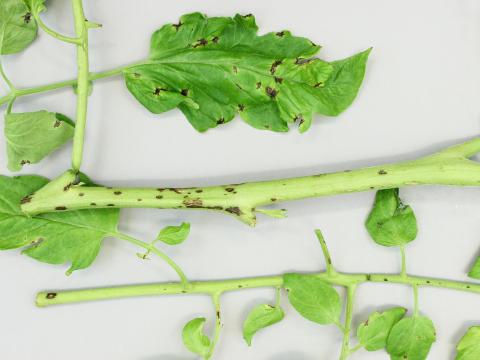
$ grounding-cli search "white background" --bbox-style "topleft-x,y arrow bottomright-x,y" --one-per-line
1,0 -> 480,359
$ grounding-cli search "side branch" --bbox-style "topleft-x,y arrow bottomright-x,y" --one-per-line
36,271 -> 480,307
22,137 -> 480,225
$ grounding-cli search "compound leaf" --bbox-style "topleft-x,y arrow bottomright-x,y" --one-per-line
5,111 -> 75,172
243,304 -> 284,346
357,307 -> 406,351
0,0 -> 38,54
182,317 -> 211,357
125,13 -> 370,132
0,175 -> 119,274
386,316 -> 436,360
156,222 -> 190,245
366,188 -> 418,247
283,273 -> 341,325
455,326 -> 480,360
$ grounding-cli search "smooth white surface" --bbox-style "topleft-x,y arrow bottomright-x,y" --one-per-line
1,0 -> 480,359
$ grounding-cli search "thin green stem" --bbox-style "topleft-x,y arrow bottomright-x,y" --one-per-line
413,284 -> 419,316
339,285 -> 357,360
71,0 -> 90,171
34,13 -> 81,44
0,61 -> 143,108
22,139 -> 480,222
36,270 -> 480,307
111,231 -> 189,287
0,59 -> 15,90
206,293 -> 222,360
316,229 -> 336,275
400,245 -> 407,278
275,286 -> 281,307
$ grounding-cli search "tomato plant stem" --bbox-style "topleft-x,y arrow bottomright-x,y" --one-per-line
36,271 -> 480,307
22,138 -> 480,224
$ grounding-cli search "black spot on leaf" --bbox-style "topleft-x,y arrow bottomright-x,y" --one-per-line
193,38 -> 208,48
212,36 -> 219,43
46,293 -> 57,299
270,60 -> 282,75
378,170 -> 388,175
225,206 -> 242,216
55,206 -> 67,211
23,12 -> 32,24
180,89 -> 189,96
238,104 -> 245,111
256,82 -> 262,89
276,31 -> 285,37
274,76 -> 283,84
266,87 -> 278,98
172,22 -> 183,31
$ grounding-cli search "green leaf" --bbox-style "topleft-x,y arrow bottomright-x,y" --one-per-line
365,188 -> 418,247
357,307 -> 406,351
283,273 -> 341,325
0,0 -> 38,55
182,317 -> 211,357
156,222 -> 190,245
386,316 -> 436,360
5,111 -> 75,172
455,326 -> 480,360
23,0 -> 46,14
468,257 -> 480,280
124,13 -> 370,133
0,175 -> 119,274
243,304 -> 285,346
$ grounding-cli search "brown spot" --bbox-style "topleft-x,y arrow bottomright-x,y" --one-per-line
206,206 -> 223,210
216,311 -> 220,318
183,198 -> 203,208
295,57 -> 313,65
156,195 -> 163,199
276,31 -> 285,37
153,87 -> 164,96
78,193 -> 84,197
107,204 -> 115,207
274,76 -> 283,84
271,198 -> 277,202
256,82 -> 262,89
217,117 -> 225,125
195,189 -> 203,193
54,120 -> 62,128
157,188 -> 165,192
90,202 -> 97,206
20,160 -> 30,165
55,206 -> 67,211
225,206 -> 242,216
168,188 -> 182,194
63,183 -> 73,191
212,36 -> 219,44
238,104 -> 245,111
46,293 -> 57,299
270,60 -> 282,75
225,188 -> 235,192
21,196 -> 32,204
23,12 -> 32,24
314,82 -> 324,88
232,66 -> 238,74
113,191 -> 122,195
294,115 -> 304,126
180,89 -> 189,96
172,21 -> 183,31
378,170 -> 388,175
266,87 -> 278,98
193,38 -> 208,48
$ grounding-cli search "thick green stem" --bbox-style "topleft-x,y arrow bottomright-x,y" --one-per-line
339,285 -> 357,360
22,138 -> 480,224
71,0 -> 90,171
36,271 -> 480,307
